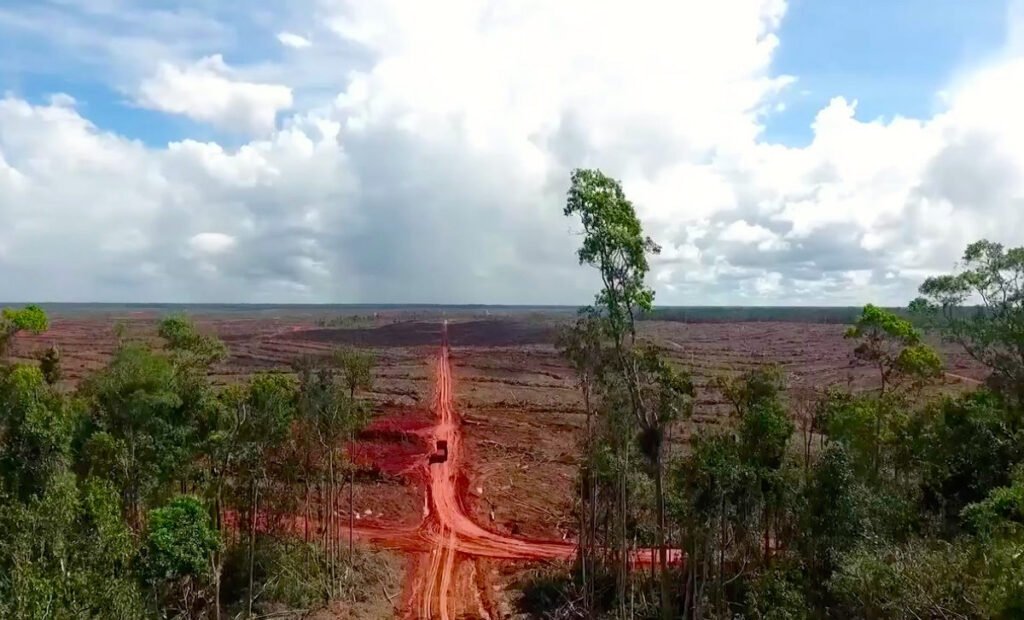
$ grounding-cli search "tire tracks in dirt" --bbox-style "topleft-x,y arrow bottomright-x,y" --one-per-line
357,322 -> 676,618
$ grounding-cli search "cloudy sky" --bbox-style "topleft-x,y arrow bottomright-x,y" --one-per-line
1,0 -> 1022,305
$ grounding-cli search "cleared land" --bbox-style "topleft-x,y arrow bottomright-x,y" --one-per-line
7,311 -> 987,616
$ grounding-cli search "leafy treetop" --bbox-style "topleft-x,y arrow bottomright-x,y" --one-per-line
845,304 -> 942,393
913,239 -> 1024,404
564,168 -> 660,344
0,305 -> 49,356
142,495 -> 221,583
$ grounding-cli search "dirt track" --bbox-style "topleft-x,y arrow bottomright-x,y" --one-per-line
7,313 -> 988,616
360,323 -> 575,619
355,323 -> 680,618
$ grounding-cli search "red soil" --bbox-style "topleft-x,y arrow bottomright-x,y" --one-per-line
353,323 -> 678,619
6,313 -> 987,617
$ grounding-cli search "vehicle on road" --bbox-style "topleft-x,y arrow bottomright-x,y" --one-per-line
428,439 -> 448,464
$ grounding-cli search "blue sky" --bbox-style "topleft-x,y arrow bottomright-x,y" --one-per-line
766,0 -> 1008,144
0,0 -> 1022,304
1,1 -> 1010,148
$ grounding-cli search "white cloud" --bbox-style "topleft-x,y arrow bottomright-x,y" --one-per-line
720,220 -> 777,244
137,55 -> 293,135
1,0 -> 1024,304
277,32 -> 312,49
189,232 -> 237,254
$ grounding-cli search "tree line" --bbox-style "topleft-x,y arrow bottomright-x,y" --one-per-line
548,169 -> 1024,619
0,311 -> 387,618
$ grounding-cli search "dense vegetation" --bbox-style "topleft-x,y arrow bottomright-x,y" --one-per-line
0,311 -> 391,618
549,169 -> 1024,619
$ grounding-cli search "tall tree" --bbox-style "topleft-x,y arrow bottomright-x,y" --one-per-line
913,240 -> 1024,406
555,309 -> 606,611
79,343 -> 185,527
844,305 -> 942,476
845,304 -> 942,396
563,168 -> 687,618
220,373 -> 297,618
332,347 -> 375,561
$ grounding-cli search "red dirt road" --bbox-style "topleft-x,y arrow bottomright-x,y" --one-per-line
364,323 -> 575,618
357,322 -> 681,618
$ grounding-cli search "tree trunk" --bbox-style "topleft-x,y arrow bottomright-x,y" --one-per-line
763,505 -> 770,566
619,453 -> 629,618
579,464 -> 588,613
328,452 -> 336,587
304,482 -> 311,543
682,535 -> 693,619
349,429 -> 355,565
213,552 -> 222,620
655,455 -> 671,620
247,479 -> 259,618
718,493 -> 726,619
581,384 -> 592,617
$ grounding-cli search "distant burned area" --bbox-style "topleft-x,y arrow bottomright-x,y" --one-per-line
283,318 -> 560,348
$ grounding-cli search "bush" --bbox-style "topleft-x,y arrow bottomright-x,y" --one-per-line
142,496 -> 220,584
745,568 -> 808,620
220,539 -> 402,617
829,539 -> 981,619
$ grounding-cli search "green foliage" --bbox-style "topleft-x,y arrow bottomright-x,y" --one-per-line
634,344 -> 695,464
2,305 -> 49,333
158,314 -> 227,366
818,391 -> 878,475
142,496 -> 220,583
830,539 -> 982,619
845,304 -> 942,392
981,534 -> 1024,619
0,313 -> 386,618
0,305 -> 49,355
800,444 -> 861,579
715,364 -> 786,419
564,168 -> 660,342
914,239 -> 1024,404
962,467 -> 1024,539
739,400 -> 793,472
38,345 -> 63,385
0,365 -> 74,499
549,239 -> 1024,618
555,309 -> 607,396
80,344 -> 188,522
332,346 -> 374,399
295,362 -> 369,446
744,568 -> 808,620
912,391 -> 1022,525
242,373 -> 298,447
220,540 -> 400,615
0,474 -> 143,619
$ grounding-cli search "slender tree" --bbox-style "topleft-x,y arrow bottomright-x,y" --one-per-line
333,347 -> 375,564
563,168 -> 689,618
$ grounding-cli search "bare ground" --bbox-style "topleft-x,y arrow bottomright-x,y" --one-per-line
6,313 -> 989,617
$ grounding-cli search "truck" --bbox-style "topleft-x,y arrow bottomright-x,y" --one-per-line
428,439 -> 448,464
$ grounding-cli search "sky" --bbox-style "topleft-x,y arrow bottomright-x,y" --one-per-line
0,0 -> 1022,306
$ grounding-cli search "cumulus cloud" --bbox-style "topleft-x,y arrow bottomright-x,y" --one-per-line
1,0 -> 1024,304
137,55 -> 293,135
